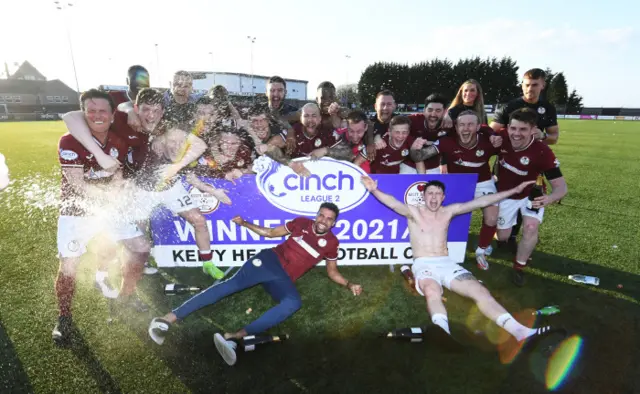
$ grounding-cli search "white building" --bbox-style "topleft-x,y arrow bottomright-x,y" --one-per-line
190,72 -> 308,100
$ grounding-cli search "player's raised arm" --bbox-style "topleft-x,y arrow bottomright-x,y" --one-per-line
232,216 -> 291,238
361,175 -> 411,217
447,180 -> 535,216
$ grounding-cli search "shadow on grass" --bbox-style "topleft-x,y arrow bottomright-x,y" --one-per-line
125,248 -> 640,394
66,323 -> 123,394
0,318 -> 33,394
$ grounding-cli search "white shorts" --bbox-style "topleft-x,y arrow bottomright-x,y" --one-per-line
497,197 -> 545,230
399,163 -> 418,174
411,256 -> 472,295
475,180 -> 498,206
426,167 -> 441,175
57,215 -> 143,258
133,181 -> 195,219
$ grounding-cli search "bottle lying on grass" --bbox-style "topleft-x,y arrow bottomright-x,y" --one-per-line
164,283 -> 202,295
242,334 -> 290,352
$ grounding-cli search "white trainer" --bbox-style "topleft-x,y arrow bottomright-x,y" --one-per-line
214,333 -> 238,366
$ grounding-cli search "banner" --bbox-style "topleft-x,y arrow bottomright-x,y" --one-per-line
150,157 -> 477,267
579,115 -> 597,120
556,114 -> 565,119
564,115 -> 580,119
597,115 -> 615,120
615,116 -> 626,120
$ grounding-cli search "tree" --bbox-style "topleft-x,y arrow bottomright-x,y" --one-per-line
565,89 -> 584,114
337,84 -> 359,108
547,72 -> 569,106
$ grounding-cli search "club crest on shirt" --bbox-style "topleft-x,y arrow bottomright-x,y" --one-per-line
401,149 -> 409,157
520,156 -> 530,165
67,240 -> 80,252
437,131 -> 447,137
109,147 -> 119,158
404,182 -> 426,205
318,238 -> 327,248
476,150 -> 484,157
237,159 -> 244,167
314,139 -> 322,147
538,107 -> 546,115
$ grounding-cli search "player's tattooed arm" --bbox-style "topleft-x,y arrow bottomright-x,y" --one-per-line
62,111 -> 119,171
61,167 -> 86,195
264,146 -> 292,165
410,138 -> 439,162
324,141 -> 356,161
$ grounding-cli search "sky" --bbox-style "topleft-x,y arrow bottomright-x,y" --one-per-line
2,0 -> 639,106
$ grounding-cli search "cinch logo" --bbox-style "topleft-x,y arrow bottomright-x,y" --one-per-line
253,156 -> 368,216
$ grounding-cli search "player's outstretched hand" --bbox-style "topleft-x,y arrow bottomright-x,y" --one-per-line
212,188 -> 232,205
310,148 -> 328,160
361,175 -> 378,192
489,135 -> 503,148
348,283 -> 363,296
514,180 -> 536,194
224,169 -> 243,184
374,135 -> 387,150
285,136 -> 297,156
328,102 -> 341,116
366,143 -> 376,161
411,137 -> 428,151
290,161 -> 311,177
231,216 -> 245,225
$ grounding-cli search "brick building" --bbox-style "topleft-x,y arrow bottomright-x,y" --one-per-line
0,61 -> 79,120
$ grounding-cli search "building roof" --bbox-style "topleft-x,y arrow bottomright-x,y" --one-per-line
188,71 -> 308,84
10,61 -> 46,81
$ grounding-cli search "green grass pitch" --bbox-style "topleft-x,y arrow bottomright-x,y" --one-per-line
0,120 -> 638,393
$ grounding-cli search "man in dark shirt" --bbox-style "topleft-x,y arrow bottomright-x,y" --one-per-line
371,90 -> 398,139
491,68 -> 559,145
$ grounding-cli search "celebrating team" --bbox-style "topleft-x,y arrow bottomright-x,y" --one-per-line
52,65 -> 567,363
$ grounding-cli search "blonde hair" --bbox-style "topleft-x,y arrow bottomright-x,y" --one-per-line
449,79 -> 486,123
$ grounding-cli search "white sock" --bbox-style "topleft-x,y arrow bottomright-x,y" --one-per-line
431,313 -> 451,334
496,313 -> 536,341
95,270 -> 108,282
475,246 -> 485,254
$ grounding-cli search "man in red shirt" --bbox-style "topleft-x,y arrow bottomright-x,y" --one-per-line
148,203 -> 363,366
338,110 -> 372,173
359,115 -> 424,174
407,93 -> 452,174
411,110 -> 502,270
53,90 -> 151,345
291,103 -> 342,158
62,65 -> 151,174
495,108 -> 568,286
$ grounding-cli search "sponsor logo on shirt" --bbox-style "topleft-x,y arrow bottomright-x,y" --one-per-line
253,156 -> 368,216
404,182 -> 426,205
128,135 -> 138,139
60,150 -> 78,161
554,158 -> 560,167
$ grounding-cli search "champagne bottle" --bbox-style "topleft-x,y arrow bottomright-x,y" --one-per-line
164,283 -> 202,296
527,176 -> 544,212
242,334 -> 289,352
533,305 -> 560,316
385,327 -> 425,343
400,265 -> 415,286
568,275 -> 600,286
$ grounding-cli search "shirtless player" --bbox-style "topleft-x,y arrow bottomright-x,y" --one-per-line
361,176 -> 562,353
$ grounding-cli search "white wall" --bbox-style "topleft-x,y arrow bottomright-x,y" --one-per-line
191,72 -> 307,99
